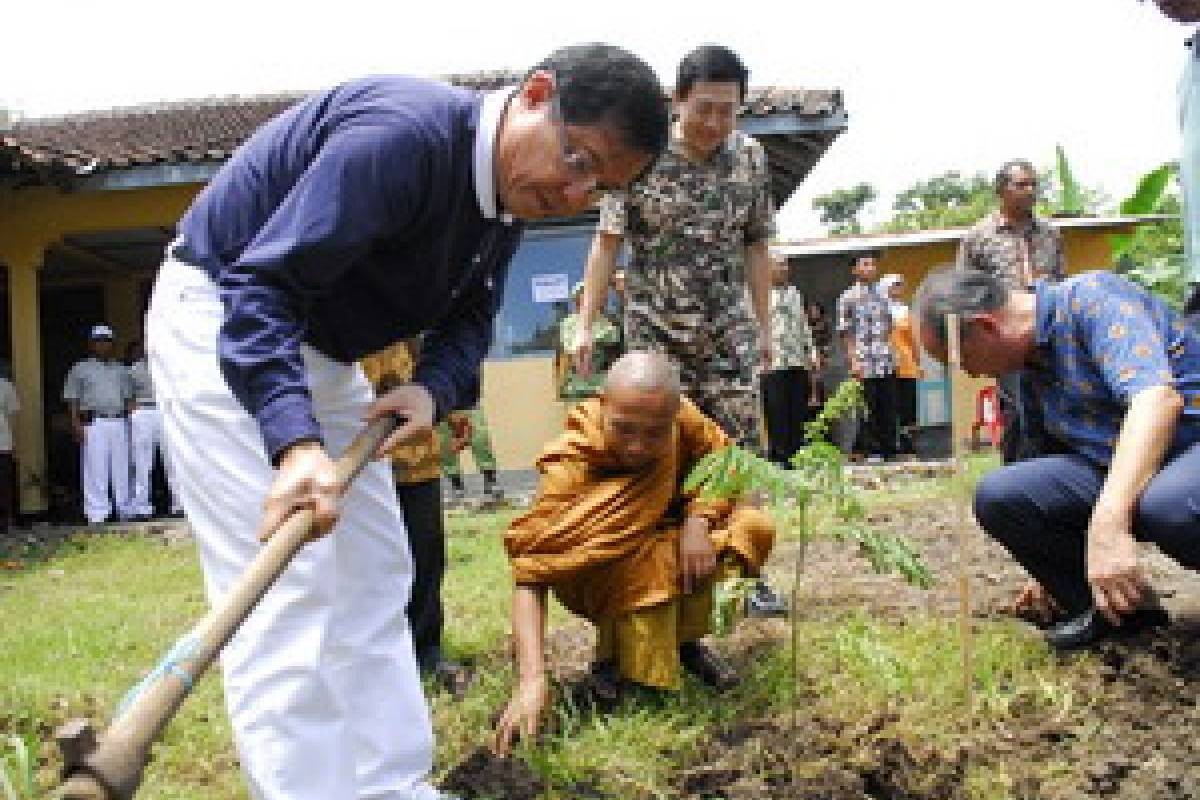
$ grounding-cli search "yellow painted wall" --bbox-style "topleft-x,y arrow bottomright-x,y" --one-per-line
470,357 -> 568,472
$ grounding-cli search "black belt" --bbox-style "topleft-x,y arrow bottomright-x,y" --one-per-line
136,402 -> 156,408
91,412 -> 127,419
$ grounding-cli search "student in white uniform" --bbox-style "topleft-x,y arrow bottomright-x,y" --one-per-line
63,324 -> 134,525
126,339 -> 180,521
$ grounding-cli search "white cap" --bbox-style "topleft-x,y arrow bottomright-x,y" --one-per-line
877,274 -> 904,295
89,324 -> 114,340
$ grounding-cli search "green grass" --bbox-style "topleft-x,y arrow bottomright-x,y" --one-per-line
0,463 -> 1091,799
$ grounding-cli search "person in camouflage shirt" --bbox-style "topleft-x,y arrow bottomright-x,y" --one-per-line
957,160 -> 1065,290
572,44 -> 775,452
837,254 -> 897,461
762,258 -> 821,467
957,159 -> 1067,463
573,44 -> 784,618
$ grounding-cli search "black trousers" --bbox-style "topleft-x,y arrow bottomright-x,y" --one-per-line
861,375 -> 897,458
894,377 -> 917,453
974,446 -> 1200,614
761,367 -> 813,467
396,478 -> 445,669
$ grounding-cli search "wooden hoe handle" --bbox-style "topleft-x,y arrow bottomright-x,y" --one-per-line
57,415 -> 400,799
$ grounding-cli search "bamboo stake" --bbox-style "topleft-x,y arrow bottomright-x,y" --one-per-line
790,505 -> 808,736
945,313 -> 973,712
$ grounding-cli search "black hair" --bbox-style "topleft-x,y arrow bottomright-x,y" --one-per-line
913,267 -> 1010,348
676,44 -> 749,101
528,43 -> 669,159
849,251 -> 880,268
994,159 -> 1036,192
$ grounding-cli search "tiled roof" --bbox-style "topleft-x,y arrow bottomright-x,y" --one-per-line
0,73 -> 843,181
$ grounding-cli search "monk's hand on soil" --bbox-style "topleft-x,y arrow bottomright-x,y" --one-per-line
1011,579 -> 1060,623
679,516 -> 717,594
258,440 -> 340,542
366,383 -> 436,457
493,678 -> 549,757
1086,502 -> 1144,626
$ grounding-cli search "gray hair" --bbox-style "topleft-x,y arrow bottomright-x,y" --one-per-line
913,267 -> 1010,349
604,351 -> 682,397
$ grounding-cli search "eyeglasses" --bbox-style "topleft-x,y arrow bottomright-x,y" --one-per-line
552,97 -> 615,194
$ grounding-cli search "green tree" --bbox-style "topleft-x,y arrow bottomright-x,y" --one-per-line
812,183 -> 877,235
880,170 -> 995,233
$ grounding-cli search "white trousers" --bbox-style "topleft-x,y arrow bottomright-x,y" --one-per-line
145,255 -> 435,800
81,416 -> 131,524
129,407 -> 180,517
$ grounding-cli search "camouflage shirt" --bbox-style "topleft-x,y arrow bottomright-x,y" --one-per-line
956,211 -> 1066,289
768,286 -> 817,371
598,128 -> 775,381
836,282 -> 895,379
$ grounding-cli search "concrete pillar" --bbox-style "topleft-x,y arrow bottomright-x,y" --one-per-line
5,246 -> 47,514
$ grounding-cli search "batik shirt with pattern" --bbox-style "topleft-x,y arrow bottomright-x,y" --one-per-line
836,282 -> 895,379
768,285 -> 817,372
957,211 -> 1066,289
598,128 -> 775,389
1024,271 -> 1200,466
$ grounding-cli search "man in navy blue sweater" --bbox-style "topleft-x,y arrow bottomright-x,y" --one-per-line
146,44 -> 667,800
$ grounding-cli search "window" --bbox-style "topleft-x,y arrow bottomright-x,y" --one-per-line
490,224 -> 594,359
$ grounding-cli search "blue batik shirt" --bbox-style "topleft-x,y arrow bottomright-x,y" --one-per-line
1025,271 -> 1200,466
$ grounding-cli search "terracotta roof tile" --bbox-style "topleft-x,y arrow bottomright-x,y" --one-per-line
1,73 -> 843,180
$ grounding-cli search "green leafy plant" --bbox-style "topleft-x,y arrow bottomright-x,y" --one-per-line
686,380 -> 933,590
1109,163 -> 1188,308
0,734 -> 36,800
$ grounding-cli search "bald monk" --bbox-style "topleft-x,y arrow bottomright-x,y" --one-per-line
493,351 -> 775,755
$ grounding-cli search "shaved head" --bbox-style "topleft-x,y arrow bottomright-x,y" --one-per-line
599,352 -> 681,469
603,351 -> 681,398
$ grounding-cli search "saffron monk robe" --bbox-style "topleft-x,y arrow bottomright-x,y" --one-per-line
492,352 -> 774,756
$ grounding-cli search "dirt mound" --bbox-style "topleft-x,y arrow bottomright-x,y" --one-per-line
679,716 -> 968,800
441,748 -> 546,800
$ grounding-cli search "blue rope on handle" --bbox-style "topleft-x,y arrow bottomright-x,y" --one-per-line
116,629 -> 202,717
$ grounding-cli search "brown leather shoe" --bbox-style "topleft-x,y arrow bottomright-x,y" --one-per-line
679,641 -> 738,691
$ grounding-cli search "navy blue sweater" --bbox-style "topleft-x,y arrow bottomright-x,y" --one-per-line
176,76 -> 523,461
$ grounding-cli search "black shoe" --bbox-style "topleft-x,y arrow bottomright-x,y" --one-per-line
746,580 -> 788,618
422,659 -> 472,698
679,641 -> 738,691
565,660 -> 625,712
1045,606 -> 1171,652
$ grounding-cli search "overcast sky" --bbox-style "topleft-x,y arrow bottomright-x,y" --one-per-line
2,0 -> 1189,237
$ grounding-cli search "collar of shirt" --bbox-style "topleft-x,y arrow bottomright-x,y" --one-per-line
1026,280 -> 1062,372
992,209 -> 1044,235
1033,281 -> 1060,346
473,86 -> 517,222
